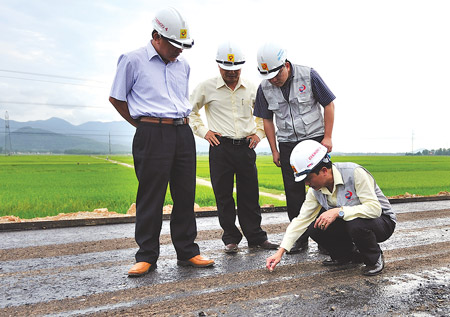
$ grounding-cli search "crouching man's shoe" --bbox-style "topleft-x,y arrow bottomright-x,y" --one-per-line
286,239 -> 308,254
177,255 -> 215,268
322,257 -> 352,266
128,262 -> 156,277
249,240 -> 279,250
362,254 -> 384,276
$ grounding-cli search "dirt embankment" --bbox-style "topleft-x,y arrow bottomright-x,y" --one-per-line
1,191 -> 449,224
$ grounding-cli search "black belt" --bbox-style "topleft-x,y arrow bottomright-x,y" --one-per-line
219,136 -> 249,146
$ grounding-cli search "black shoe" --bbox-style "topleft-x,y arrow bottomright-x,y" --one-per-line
286,239 -> 308,254
362,254 -> 384,276
322,257 -> 352,266
224,243 -> 238,254
249,240 -> 279,250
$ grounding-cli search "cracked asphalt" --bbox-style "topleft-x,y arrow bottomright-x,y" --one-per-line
1,200 -> 449,316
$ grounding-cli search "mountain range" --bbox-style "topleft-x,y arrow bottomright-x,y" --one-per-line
0,117 -> 215,154
0,117 -> 134,154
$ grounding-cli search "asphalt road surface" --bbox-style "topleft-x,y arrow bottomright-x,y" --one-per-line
1,200 -> 449,316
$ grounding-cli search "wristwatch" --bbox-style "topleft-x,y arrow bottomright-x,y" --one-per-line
338,207 -> 345,219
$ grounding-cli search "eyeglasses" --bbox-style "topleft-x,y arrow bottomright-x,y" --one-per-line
160,34 -> 194,49
216,60 -> 245,66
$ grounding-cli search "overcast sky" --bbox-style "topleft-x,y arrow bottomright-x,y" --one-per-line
0,0 -> 449,153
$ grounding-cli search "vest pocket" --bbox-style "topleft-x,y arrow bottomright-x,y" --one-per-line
300,109 -> 324,135
268,101 -> 288,119
294,95 -> 313,114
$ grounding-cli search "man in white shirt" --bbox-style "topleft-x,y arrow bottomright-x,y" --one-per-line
189,41 -> 278,253
266,140 -> 396,276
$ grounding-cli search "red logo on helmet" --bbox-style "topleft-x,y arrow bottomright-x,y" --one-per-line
155,18 -> 168,31
308,148 -> 320,161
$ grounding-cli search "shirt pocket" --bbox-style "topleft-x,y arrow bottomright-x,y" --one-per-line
238,98 -> 253,118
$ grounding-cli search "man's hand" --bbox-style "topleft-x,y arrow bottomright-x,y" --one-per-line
314,208 -> 340,230
266,248 -> 285,272
204,130 -> 222,146
246,134 -> 260,149
321,136 -> 333,153
272,150 -> 281,167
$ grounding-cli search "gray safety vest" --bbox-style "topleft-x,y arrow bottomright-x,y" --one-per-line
261,64 -> 324,143
313,163 -> 397,223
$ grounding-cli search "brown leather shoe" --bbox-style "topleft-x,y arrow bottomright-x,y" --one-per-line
224,243 -> 238,253
177,255 -> 215,268
127,262 -> 156,277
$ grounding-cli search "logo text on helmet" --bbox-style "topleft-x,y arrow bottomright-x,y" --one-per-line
155,18 -> 168,31
261,63 -> 268,71
308,148 -> 321,161
228,54 -> 235,62
180,29 -> 187,39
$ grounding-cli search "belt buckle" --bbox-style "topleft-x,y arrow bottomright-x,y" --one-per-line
232,139 -> 245,146
173,118 -> 184,126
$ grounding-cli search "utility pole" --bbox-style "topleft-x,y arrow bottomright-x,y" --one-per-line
5,111 -> 12,156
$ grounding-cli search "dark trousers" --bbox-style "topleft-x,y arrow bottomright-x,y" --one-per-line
132,122 -> 200,264
279,136 -> 323,242
308,213 -> 396,265
209,142 -> 267,245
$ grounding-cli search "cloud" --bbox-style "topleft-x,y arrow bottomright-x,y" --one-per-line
0,0 -> 449,152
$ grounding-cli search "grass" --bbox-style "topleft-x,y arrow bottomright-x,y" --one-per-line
0,155 -> 283,219
330,156 -> 450,197
1,155 -> 449,219
0,156 -> 137,219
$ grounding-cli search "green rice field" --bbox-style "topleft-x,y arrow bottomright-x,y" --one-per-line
0,155 -> 449,219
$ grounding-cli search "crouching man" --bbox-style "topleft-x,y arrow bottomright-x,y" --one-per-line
266,140 -> 396,276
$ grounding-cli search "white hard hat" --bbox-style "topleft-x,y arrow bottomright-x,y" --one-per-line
152,7 -> 194,49
257,42 -> 287,79
216,41 -> 245,71
290,140 -> 329,182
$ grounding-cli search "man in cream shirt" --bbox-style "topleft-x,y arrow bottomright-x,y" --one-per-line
189,41 -> 278,253
266,140 -> 396,276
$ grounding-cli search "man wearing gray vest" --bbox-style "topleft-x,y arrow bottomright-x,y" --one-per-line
254,42 -> 336,253
266,140 -> 396,276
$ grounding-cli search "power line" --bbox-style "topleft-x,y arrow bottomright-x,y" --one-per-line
4,111 -> 12,155
0,100 -> 109,109
0,69 -> 105,83
0,75 -> 108,88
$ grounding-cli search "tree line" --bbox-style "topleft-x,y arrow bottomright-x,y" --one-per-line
406,148 -> 450,156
